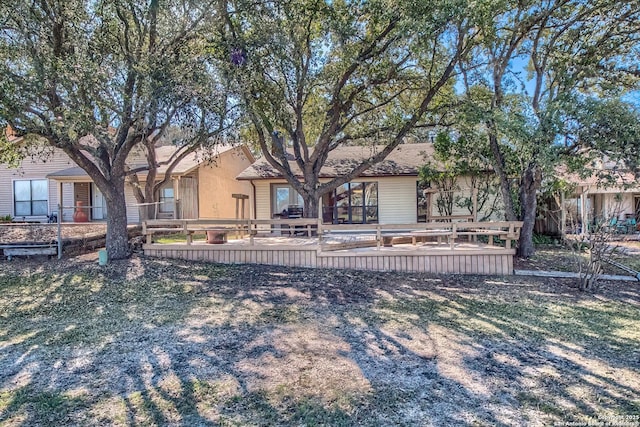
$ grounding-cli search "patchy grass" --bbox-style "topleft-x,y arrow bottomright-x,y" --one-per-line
0,255 -> 638,426
154,233 -> 244,244
154,233 -> 206,244
517,241 -> 640,276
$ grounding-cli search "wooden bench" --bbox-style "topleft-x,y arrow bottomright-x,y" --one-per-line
455,229 -> 504,245
453,224 -> 520,249
410,230 -> 453,245
0,244 -> 57,260
380,234 -> 413,247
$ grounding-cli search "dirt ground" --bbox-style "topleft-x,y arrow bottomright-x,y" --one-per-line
0,224 -> 107,244
515,240 -> 640,275
0,253 -> 638,426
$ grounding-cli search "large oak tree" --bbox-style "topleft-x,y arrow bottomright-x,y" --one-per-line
216,0 -> 488,217
0,0 -> 224,258
460,0 -> 640,257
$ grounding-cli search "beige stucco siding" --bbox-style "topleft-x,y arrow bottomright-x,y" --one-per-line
427,177 -> 504,221
597,192 -> 636,219
198,148 -> 254,219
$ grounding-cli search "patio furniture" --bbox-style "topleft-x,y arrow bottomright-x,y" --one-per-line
206,228 -> 232,244
410,229 -> 452,245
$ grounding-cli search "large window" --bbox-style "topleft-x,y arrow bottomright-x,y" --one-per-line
14,180 -> 48,216
272,184 -> 304,216
159,186 -> 175,213
322,182 -> 378,224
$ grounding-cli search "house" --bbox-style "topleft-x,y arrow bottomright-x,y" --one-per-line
0,141 -> 254,223
237,143 -> 503,224
562,168 -> 640,233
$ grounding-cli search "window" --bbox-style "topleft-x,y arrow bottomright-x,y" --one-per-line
159,186 -> 174,213
322,182 -> 378,224
271,184 -> 304,217
14,180 -> 48,216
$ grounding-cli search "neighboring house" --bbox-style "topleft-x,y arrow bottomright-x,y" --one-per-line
237,143 -> 503,224
563,169 -> 640,232
0,142 -> 254,223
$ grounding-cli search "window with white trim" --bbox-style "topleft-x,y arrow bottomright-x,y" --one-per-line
159,186 -> 175,213
14,179 -> 48,216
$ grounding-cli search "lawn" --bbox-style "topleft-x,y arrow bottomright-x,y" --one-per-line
516,240 -> 640,275
0,254 -> 638,426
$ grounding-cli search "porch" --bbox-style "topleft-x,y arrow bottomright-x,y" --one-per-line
142,219 -> 522,275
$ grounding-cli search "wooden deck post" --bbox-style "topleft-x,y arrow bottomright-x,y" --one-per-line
57,203 -> 62,259
232,194 -> 249,238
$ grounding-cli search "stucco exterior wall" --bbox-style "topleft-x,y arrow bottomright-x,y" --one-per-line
428,176 -> 504,221
197,148 -> 254,219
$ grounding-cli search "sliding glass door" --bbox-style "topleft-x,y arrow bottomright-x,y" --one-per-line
322,182 -> 378,224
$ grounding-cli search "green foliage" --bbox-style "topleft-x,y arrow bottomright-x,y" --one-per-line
455,0 -> 640,256
0,0 -> 230,257
0,131 -> 23,168
419,131 -> 500,219
561,98 -> 640,177
0,215 -> 13,223
532,233 -> 557,245
212,0 -> 491,212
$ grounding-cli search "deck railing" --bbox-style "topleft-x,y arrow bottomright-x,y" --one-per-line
142,218 -> 523,250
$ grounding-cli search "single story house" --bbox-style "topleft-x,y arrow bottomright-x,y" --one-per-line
237,143 -> 503,224
0,142 -> 254,223
564,169 -> 639,232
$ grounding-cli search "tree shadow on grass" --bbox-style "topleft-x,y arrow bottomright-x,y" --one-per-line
1,256 -> 639,425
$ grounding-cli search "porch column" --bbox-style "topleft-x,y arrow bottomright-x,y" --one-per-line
173,177 -> 180,219
58,181 -> 63,221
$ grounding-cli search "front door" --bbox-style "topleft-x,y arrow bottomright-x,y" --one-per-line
91,183 -> 107,220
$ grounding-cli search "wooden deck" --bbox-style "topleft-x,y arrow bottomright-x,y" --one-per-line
143,238 -> 515,275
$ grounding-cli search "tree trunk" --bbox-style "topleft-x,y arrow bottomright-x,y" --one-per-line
302,192 -> 320,219
104,183 -> 131,260
517,164 -> 541,258
488,130 -> 518,221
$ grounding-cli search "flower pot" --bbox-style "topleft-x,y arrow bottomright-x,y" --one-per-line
73,201 -> 88,223
206,230 -> 228,244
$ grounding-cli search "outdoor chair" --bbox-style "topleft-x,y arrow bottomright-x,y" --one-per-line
624,218 -> 637,233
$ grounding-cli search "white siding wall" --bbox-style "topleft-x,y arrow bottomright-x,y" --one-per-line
255,181 -> 272,220
61,182 -> 74,221
0,149 -> 74,219
377,176 -> 417,224
124,184 -> 141,223
250,175 -> 505,225
0,147 -> 145,223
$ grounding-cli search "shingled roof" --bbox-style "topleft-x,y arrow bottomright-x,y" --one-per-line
237,143 -> 436,180
47,144 -> 252,180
